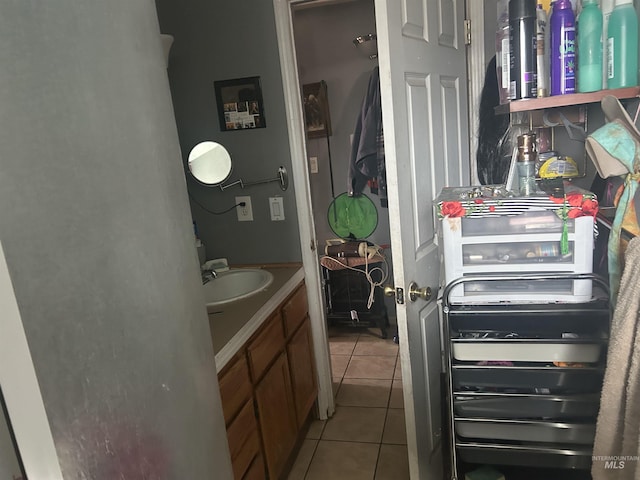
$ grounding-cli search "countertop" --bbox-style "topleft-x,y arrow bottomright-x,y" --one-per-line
208,264 -> 304,373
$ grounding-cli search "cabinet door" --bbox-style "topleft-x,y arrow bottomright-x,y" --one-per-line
247,312 -> 286,382
218,353 -> 253,425
287,318 -> 318,426
282,284 -> 308,336
254,352 -> 297,480
227,399 -> 261,480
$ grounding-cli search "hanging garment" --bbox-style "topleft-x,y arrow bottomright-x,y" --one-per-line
592,236 -> 640,480
347,67 -> 387,207
586,95 -> 640,307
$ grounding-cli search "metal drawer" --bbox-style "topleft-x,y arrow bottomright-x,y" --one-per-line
456,441 -> 592,470
453,392 -> 600,419
455,418 -> 596,445
453,365 -> 604,393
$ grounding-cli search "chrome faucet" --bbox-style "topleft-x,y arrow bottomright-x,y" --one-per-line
201,268 -> 217,284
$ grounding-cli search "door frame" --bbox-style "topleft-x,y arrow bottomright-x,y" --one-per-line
272,0 -> 336,421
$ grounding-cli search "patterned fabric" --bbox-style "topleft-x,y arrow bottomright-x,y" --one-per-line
590,120 -> 640,307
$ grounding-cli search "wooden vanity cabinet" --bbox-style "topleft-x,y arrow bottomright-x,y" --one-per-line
287,317 -> 317,426
254,352 -> 298,479
218,354 -> 262,480
217,281 -> 318,480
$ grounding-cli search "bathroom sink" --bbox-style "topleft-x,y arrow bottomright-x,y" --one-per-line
203,268 -> 274,307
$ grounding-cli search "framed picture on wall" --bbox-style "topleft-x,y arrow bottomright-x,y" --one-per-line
214,76 -> 266,131
302,81 -> 332,138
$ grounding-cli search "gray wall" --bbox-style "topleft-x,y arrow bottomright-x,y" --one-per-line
0,1 -> 232,478
155,0 -> 302,265
293,0 -> 391,249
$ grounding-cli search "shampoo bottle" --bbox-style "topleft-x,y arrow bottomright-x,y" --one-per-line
601,0 -> 615,88
550,0 -> 576,95
607,0 -> 639,88
577,0 -> 603,92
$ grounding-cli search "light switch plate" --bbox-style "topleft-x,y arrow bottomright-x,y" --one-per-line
269,197 -> 285,221
309,156 -> 318,174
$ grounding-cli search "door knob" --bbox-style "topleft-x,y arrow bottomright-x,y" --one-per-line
408,282 -> 431,302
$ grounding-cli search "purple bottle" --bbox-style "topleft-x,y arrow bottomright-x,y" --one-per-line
550,0 -> 576,95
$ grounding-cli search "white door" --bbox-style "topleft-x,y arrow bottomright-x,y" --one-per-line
375,0 -> 470,478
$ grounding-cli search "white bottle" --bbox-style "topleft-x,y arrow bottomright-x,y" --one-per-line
601,0 -> 615,88
537,4 -> 550,96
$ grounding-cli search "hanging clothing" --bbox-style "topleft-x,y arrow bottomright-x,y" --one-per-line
586,95 -> 640,307
347,67 -> 387,207
592,236 -> 640,480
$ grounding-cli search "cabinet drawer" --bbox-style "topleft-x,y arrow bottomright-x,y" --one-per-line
282,284 -> 308,336
227,399 -> 259,465
242,454 -> 265,480
219,354 -> 253,425
231,425 -> 261,480
247,312 -> 286,382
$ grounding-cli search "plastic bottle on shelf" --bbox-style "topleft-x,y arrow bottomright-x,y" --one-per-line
509,0 -> 538,99
550,0 -> 576,95
577,0 -> 603,92
537,3 -> 550,97
601,0 -> 615,88
607,0 -> 639,89
496,0 -> 511,104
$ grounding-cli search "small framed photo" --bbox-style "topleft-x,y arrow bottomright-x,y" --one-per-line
302,81 -> 332,138
214,76 -> 266,131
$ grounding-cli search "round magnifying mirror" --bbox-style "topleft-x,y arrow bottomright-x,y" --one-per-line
188,141 -> 233,186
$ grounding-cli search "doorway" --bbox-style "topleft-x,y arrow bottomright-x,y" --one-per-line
275,0 -> 476,478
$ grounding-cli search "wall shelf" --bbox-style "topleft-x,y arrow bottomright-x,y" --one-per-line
495,86 -> 640,115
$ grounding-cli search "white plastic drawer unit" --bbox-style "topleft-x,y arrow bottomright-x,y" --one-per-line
442,212 -> 594,303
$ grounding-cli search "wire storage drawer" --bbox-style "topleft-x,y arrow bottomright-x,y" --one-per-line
441,213 -> 594,303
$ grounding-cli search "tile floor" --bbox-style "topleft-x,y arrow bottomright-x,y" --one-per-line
288,327 -> 409,480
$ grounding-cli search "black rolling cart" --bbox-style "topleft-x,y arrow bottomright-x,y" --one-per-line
442,273 -> 611,480
320,253 -> 389,338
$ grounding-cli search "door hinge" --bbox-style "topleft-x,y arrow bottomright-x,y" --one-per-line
464,19 -> 471,45
310,239 -> 316,252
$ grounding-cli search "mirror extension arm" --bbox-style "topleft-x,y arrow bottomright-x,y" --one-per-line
219,166 -> 289,191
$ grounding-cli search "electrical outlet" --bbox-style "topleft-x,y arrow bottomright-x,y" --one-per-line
235,196 -> 253,221
309,156 -> 318,174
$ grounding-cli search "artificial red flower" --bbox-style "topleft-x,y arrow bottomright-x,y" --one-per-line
581,198 -> 599,216
489,205 -> 496,212
474,198 -> 484,204
549,196 -> 565,204
567,194 -> 584,207
440,201 -> 466,218
567,208 -> 583,218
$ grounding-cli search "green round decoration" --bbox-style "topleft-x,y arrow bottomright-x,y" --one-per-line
327,193 -> 378,239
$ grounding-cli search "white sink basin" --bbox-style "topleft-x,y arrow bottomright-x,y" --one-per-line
203,268 -> 274,307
